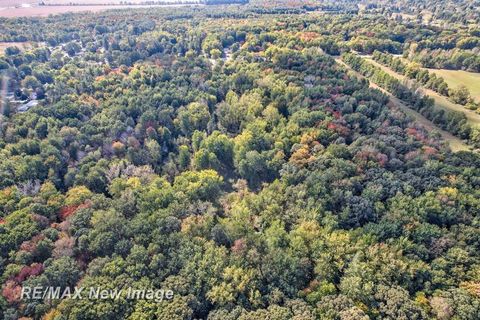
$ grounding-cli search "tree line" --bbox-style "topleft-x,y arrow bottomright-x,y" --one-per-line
372,50 -> 479,110
342,52 -> 475,144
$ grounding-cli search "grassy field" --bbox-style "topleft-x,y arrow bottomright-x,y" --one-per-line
336,58 -> 470,152
428,69 -> 480,102
366,58 -> 480,127
0,2 -> 200,17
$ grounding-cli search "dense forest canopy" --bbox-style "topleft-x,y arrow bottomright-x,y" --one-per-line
0,1 -> 480,319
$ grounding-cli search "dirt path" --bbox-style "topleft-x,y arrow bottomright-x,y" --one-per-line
335,58 -> 470,152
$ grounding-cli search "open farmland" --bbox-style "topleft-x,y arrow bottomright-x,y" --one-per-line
0,5 -> 187,17
0,1 -> 201,17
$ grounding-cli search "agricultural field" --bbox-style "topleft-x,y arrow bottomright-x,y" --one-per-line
0,5 -> 189,17
0,0 -> 201,17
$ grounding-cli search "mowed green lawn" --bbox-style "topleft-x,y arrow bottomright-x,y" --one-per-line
428,69 -> 480,102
